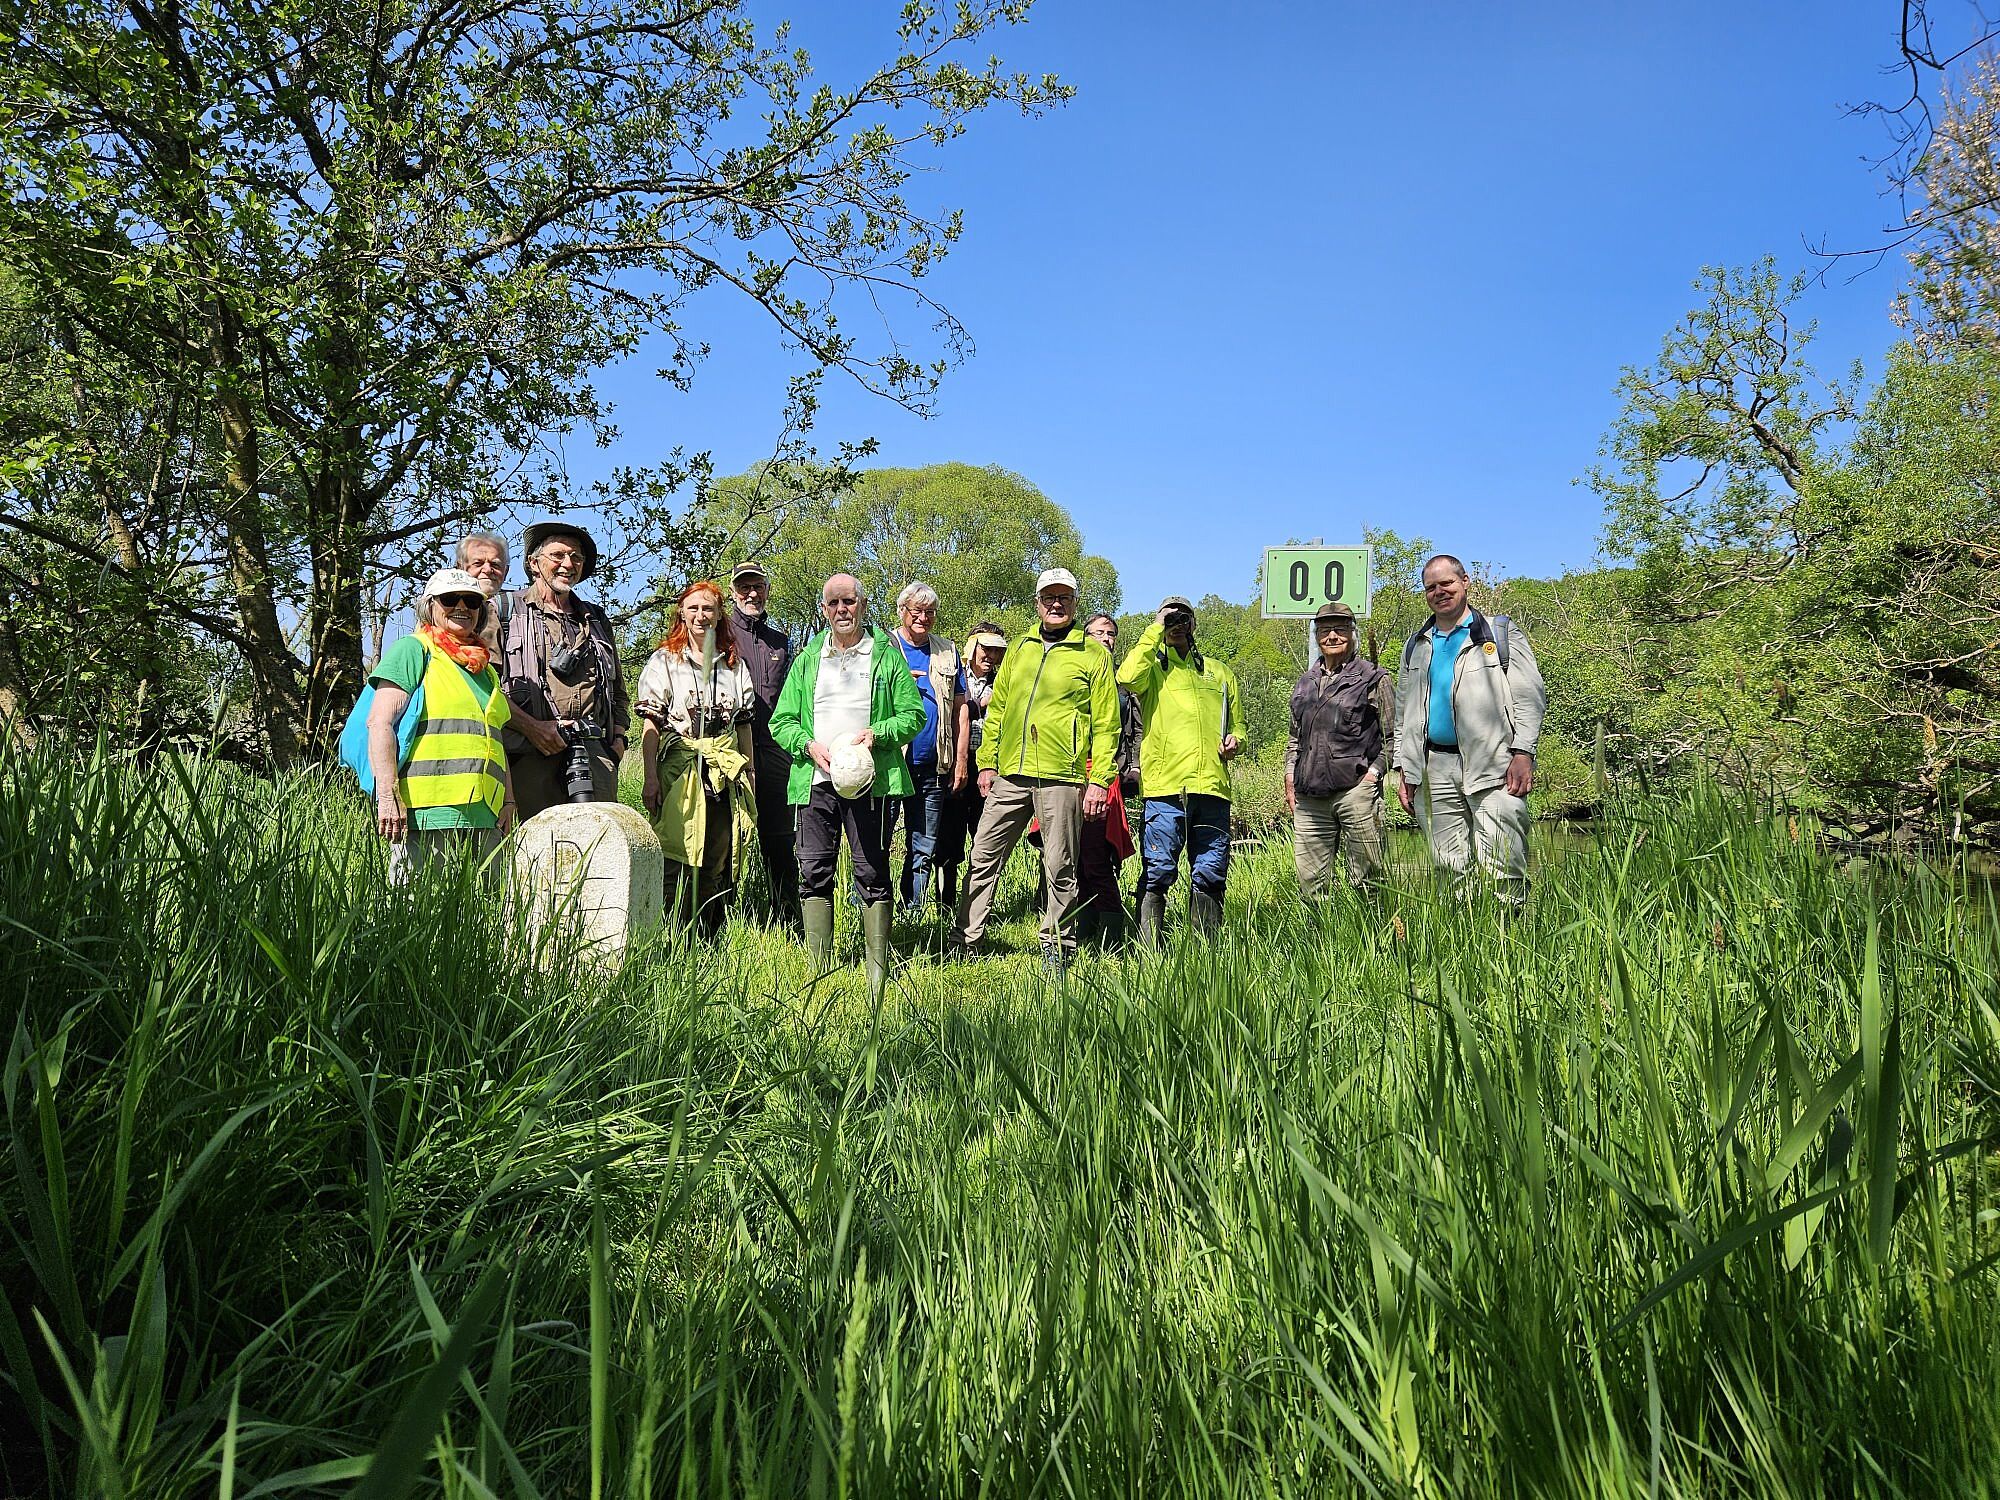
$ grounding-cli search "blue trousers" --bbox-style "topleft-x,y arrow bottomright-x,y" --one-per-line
886,757 -> 947,910
1140,794 -> 1231,900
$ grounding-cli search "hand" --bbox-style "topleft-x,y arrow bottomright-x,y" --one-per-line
1395,774 -> 1414,814
807,740 -> 833,773
1364,767 -> 1381,786
499,801 -> 518,835
1505,750 -> 1535,798
1082,783 -> 1110,821
375,789 -> 408,844
610,736 -> 628,761
1219,733 -> 1242,762
1284,773 -> 1296,814
978,769 -> 995,797
951,761 -> 969,793
854,727 -> 876,748
525,716 -> 566,756
642,776 -> 662,816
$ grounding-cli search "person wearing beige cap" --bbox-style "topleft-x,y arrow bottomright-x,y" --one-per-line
954,568 -> 1120,973
1286,601 -> 1394,895
365,568 -> 517,885
936,621 -> 1008,909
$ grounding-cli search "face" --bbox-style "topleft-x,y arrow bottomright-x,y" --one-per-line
822,575 -> 864,635
1317,622 -> 1353,661
430,590 -> 484,640
1085,617 -> 1117,651
680,588 -> 720,639
1037,587 -> 1077,629
1422,562 -> 1468,620
972,643 -> 1005,678
461,542 -> 507,596
532,537 -> 588,595
732,575 -> 767,616
900,596 -> 936,643
1163,610 -> 1194,649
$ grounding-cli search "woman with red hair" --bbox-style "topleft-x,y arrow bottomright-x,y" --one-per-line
636,580 -> 759,936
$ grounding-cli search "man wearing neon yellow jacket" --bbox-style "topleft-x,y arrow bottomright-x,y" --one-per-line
953,568 -> 1120,971
1117,596 -> 1247,944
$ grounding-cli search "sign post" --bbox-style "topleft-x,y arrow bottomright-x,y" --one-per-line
1261,545 -> 1373,618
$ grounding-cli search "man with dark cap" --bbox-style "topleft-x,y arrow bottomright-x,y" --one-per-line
498,520 -> 630,821
728,560 -> 800,927
1286,601 -> 1394,895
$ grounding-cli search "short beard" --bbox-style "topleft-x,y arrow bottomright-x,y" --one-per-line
735,598 -> 764,618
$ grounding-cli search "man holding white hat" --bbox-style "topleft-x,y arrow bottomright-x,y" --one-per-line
953,567 -> 1120,971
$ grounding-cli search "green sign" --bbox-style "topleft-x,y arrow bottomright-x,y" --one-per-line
1261,545 -> 1373,617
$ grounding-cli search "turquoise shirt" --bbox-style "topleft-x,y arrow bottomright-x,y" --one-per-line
1426,618 -> 1471,747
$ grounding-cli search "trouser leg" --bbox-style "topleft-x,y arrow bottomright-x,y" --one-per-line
1417,753 -> 1478,897
1032,781 -> 1085,955
795,784 -> 844,901
841,793 -> 893,907
1140,798 -> 1189,896
898,758 -> 943,910
955,776 -> 1036,947
1292,793 -> 1343,899
1075,814 -> 1121,935
508,752 -> 566,823
1336,778 -> 1387,888
694,794 -> 735,936
1185,793 -> 1232,903
753,744 -> 799,924
1468,782 -> 1531,903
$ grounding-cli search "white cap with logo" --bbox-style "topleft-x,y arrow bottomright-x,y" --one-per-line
422,568 -> 486,599
1035,567 -> 1079,595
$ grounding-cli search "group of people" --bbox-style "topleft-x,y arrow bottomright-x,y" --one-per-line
366,524 -> 1548,979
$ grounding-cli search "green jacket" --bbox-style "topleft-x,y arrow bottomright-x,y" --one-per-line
769,625 -> 925,805
975,624 -> 1119,787
1116,620 -> 1248,801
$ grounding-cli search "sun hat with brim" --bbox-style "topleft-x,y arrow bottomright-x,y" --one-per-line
421,568 -> 487,600
966,630 -> 1010,652
1035,567 -> 1079,595
521,521 -> 599,580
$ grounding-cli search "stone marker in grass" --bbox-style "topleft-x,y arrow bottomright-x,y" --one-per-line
511,802 -> 663,967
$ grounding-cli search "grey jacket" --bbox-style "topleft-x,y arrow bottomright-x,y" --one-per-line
1392,611 -> 1545,796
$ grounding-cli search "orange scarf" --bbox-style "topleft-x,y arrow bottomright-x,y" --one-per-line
416,623 -> 491,676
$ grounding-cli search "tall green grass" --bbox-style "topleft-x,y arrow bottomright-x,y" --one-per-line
2,744 -> 1997,1496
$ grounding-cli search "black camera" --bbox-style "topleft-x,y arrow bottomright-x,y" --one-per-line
560,718 -> 605,803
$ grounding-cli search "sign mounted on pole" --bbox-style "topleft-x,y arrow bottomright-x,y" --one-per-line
1261,545 -> 1373,618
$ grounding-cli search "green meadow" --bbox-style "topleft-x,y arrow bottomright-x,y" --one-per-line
4,747 -> 1999,1497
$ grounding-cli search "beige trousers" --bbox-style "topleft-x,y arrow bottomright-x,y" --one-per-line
954,775 -> 1084,953
1293,778 -> 1386,894
1417,750 -> 1530,901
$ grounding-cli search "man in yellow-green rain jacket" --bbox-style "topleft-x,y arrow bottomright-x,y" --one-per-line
1117,595 -> 1247,943
953,568 -> 1120,971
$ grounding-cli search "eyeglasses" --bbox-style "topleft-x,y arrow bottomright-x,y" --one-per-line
540,548 -> 585,566
435,593 -> 483,610
904,605 -> 937,619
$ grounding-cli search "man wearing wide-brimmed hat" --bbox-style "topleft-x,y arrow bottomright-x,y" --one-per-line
727,559 -> 800,927
497,520 -> 631,821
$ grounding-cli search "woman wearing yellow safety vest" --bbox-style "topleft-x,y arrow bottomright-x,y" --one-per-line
367,568 -> 518,885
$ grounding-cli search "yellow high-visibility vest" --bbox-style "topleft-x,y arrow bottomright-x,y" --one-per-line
400,648 -> 510,815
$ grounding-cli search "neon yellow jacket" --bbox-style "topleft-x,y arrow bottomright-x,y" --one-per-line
975,625 -> 1119,787
1116,621 -> 1247,801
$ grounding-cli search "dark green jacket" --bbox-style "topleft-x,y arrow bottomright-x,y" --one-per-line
768,625 -> 925,805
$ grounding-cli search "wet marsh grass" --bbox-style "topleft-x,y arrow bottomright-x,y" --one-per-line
3,745 -> 1999,1496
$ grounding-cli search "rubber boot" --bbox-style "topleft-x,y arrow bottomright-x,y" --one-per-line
802,897 -> 835,968
862,900 -> 894,1003
1137,891 -> 1166,949
1190,889 -> 1222,937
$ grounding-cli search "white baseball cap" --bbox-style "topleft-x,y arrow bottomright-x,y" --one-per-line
422,568 -> 486,599
1035,567 -> 1079,595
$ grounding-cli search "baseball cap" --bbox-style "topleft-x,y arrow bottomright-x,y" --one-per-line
422,568 -> 486,599
967,629 -> 1010,651
1313,601 -> 1357,624
1035,567 -> 1079,595
729,561 -> 768,585
1158,595 -> 1194,615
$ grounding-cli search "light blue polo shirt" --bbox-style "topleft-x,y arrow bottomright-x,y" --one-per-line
1426,618 -> 1472,747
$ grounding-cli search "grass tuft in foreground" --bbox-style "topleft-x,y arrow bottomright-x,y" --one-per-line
3,744 -> 1998,1496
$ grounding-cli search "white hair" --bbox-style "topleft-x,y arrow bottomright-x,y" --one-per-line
455,531 -> 509,568
896,581 -> 939,612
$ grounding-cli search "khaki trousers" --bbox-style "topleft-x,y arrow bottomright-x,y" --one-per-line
955,775 -> 1084,953
1293,778 -> 1386,895
1417,750 -> 1530,901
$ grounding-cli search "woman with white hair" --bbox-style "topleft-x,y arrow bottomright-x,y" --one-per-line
1286,601 -> 1395,895
884,579 -> 968,916
366,568 -> 518,885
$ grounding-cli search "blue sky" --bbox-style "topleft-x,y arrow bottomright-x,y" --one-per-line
568,1 -> 1948,612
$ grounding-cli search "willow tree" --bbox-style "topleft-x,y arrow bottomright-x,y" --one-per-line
0,0 -> 1067,760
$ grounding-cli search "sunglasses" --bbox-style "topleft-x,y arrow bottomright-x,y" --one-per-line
435,593 -> 483,610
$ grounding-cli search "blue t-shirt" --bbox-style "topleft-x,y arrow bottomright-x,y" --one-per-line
897,635 -> 968,767
1426,618 -> 1472,747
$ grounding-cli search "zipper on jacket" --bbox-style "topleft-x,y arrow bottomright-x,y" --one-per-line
1015,638 -> 1056,776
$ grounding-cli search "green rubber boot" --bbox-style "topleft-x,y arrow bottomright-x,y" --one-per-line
802,897 -> 835,968
862,900 -> 894,1003
1190,890 -> 1223,937
1137,891 -> 1166,949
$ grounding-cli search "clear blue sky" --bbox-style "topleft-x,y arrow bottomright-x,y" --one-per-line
570,0 -> 1947,612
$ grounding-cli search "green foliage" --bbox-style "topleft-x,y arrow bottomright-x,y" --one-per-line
5,751 -> 2000,1494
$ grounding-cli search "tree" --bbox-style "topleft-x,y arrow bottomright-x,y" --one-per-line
683,462 -> 1119,643
0,0 -> 1068,760
1894,52 -> 2000,354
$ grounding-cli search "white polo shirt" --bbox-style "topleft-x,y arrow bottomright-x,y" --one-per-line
811,633 -> 873,784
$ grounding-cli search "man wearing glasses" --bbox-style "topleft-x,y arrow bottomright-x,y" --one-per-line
1392,553 -> 1545,902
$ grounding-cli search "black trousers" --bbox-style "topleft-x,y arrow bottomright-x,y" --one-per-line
752,742 -> 800,920
796,781 -> 891,905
